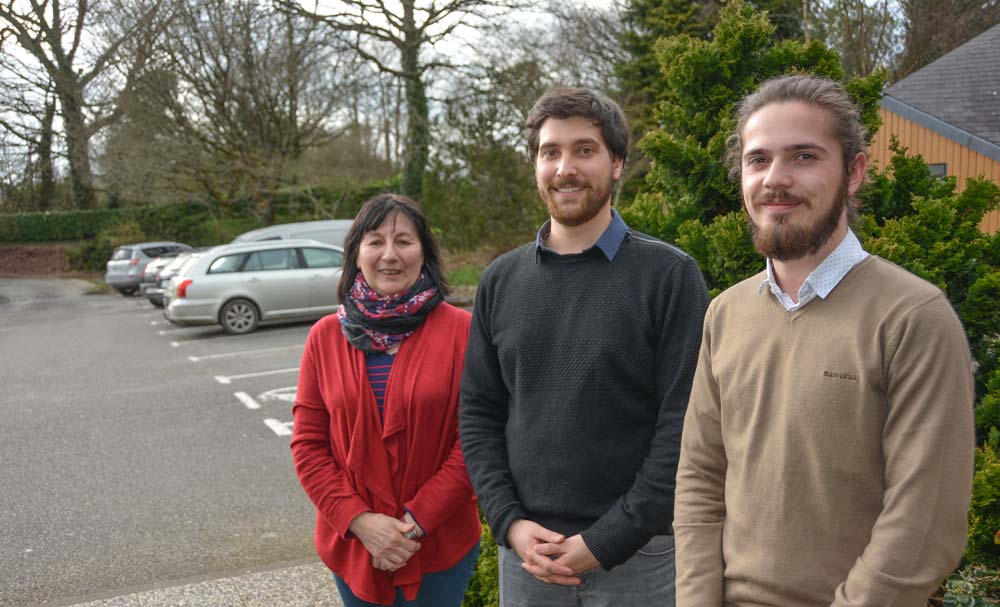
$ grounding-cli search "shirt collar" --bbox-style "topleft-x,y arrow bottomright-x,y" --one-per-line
758,229 -> 869,304
535,209 -> 629,261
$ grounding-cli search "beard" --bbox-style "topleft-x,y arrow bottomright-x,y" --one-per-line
746,176 -> 850,261
538,174 -> 615,227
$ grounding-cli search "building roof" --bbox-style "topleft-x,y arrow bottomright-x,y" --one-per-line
881,23 -> 1000,163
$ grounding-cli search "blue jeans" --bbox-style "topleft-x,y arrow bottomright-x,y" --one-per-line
334,542 -> 480,607
499,534 -> 675,607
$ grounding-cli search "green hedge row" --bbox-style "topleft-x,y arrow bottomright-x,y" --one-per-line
0,202 -> 217,243
1,175 -> 403,244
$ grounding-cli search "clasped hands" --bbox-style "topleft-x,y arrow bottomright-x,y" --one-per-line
508,519 -> 600,586
348,511 -> 424,573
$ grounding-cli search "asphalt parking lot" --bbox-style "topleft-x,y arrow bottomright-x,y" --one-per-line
0,279 -> 344,607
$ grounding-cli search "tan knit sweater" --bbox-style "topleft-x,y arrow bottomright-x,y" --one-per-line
674,256 -> 975,607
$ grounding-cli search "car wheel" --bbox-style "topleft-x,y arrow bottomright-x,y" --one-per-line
220,299 -> 259,334
147,297 -> 163,308
117,287 -> 137,296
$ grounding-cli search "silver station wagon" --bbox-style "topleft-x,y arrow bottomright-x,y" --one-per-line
164,240 -> 344,334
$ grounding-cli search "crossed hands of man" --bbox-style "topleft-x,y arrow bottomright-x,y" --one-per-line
348,511 -> 424,573
507,519 -> 600,585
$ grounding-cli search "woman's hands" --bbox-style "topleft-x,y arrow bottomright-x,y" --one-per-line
349,512 -> 421,572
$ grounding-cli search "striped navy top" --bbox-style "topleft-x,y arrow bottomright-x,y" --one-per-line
366,351 -> 395,420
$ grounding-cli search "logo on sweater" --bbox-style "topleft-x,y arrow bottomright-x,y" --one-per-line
823,370 -> 858,381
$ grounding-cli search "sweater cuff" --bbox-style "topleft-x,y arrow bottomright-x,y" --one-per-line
580,522 -> 644,570
402,507 -> 426,537
491,502 -> 527,549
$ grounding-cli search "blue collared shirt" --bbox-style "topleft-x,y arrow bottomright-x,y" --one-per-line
758,229 -> 869,311
535,209 -> 629,261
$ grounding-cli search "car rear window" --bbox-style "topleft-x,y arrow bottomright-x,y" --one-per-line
300,247 -> 344,268
244,249 -> 300,271
208,254 -> 246,274
111,247 -> 133,261
142,246 -> 173,257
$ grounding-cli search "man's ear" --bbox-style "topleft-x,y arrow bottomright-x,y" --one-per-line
847,152 -> 867,196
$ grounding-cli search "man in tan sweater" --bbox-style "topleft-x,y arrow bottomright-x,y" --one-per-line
673,75 -> 975,606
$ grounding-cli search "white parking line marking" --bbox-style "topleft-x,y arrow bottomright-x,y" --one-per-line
150,320 -> 160,326
214,367 -> 299,384
170,341 -> 180,348
158,329 -> 186,335
234,391 -> 261,410
188,345 -> 302,363
264,419 -> 294,436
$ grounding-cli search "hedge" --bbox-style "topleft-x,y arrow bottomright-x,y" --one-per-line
0,174 -> 403,244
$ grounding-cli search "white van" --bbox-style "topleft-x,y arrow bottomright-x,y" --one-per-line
232,219 -> 353,248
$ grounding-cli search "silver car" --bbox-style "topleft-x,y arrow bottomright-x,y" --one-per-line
139,252 -> 186,304
105,241 -> 190,295
164,240 -> 344,334
232,219 -> 353,248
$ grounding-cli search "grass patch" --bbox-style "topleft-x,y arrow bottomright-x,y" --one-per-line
84,280 -> 115,295
449,265 -> 482,287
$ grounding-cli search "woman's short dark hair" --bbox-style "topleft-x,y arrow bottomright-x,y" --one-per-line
337,194 -> 450,301
525,88 -> 629,165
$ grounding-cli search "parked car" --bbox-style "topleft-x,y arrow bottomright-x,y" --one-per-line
139,252 -> 185,302
232,219 -> 353,248
164,240 -> 344,334
105,241 -> 191,295
144,248 -> 210,307
160,250 -> 208,311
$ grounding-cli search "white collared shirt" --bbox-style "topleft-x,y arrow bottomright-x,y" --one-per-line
758,229 -> 869,311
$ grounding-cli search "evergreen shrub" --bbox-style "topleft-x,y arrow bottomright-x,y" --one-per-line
66,219 -> 148,272
463,513 -> 499,607
968,432 -> 1000,568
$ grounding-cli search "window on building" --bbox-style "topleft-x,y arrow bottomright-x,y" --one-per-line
929,163 -> 948,178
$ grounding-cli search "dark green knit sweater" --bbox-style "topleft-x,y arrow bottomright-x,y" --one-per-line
459,231 -> 709,569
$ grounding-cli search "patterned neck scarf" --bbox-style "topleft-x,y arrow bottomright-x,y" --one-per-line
337,270 -> 443,353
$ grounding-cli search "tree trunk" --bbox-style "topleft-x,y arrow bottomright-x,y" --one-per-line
35,99 -> 56,211
400,4 -> 428,200
58,87 -> 96,209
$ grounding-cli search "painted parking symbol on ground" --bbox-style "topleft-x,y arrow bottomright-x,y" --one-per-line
259,386 -> 297,403
263,419 -> 294,436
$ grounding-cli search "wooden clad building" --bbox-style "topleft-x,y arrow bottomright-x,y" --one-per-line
869,23 -> 1000,234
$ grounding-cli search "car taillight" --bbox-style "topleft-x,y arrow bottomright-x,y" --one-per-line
177,279 -> 193,298
129,258 -> 140,266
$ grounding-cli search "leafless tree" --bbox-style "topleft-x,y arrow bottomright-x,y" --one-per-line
110,0 -> 358,221
278,0 -> 527,200
819,0 -> 899,77
0,0 -> 169,208
895,0 -> 1000,78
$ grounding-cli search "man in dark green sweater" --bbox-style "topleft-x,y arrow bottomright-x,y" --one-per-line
459,88 -> 709,606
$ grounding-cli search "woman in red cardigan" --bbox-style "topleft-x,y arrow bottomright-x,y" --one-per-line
292,194 -> 481,606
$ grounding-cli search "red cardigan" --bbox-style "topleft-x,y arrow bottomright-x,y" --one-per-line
292,303 -> 481,605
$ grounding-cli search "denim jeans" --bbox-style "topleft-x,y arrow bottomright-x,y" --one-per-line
333,542 -> 480,607
498,534 -> 675,607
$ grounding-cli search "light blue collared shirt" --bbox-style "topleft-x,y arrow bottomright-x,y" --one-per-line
758,229 -> 869,311
535,209 -> 629,261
